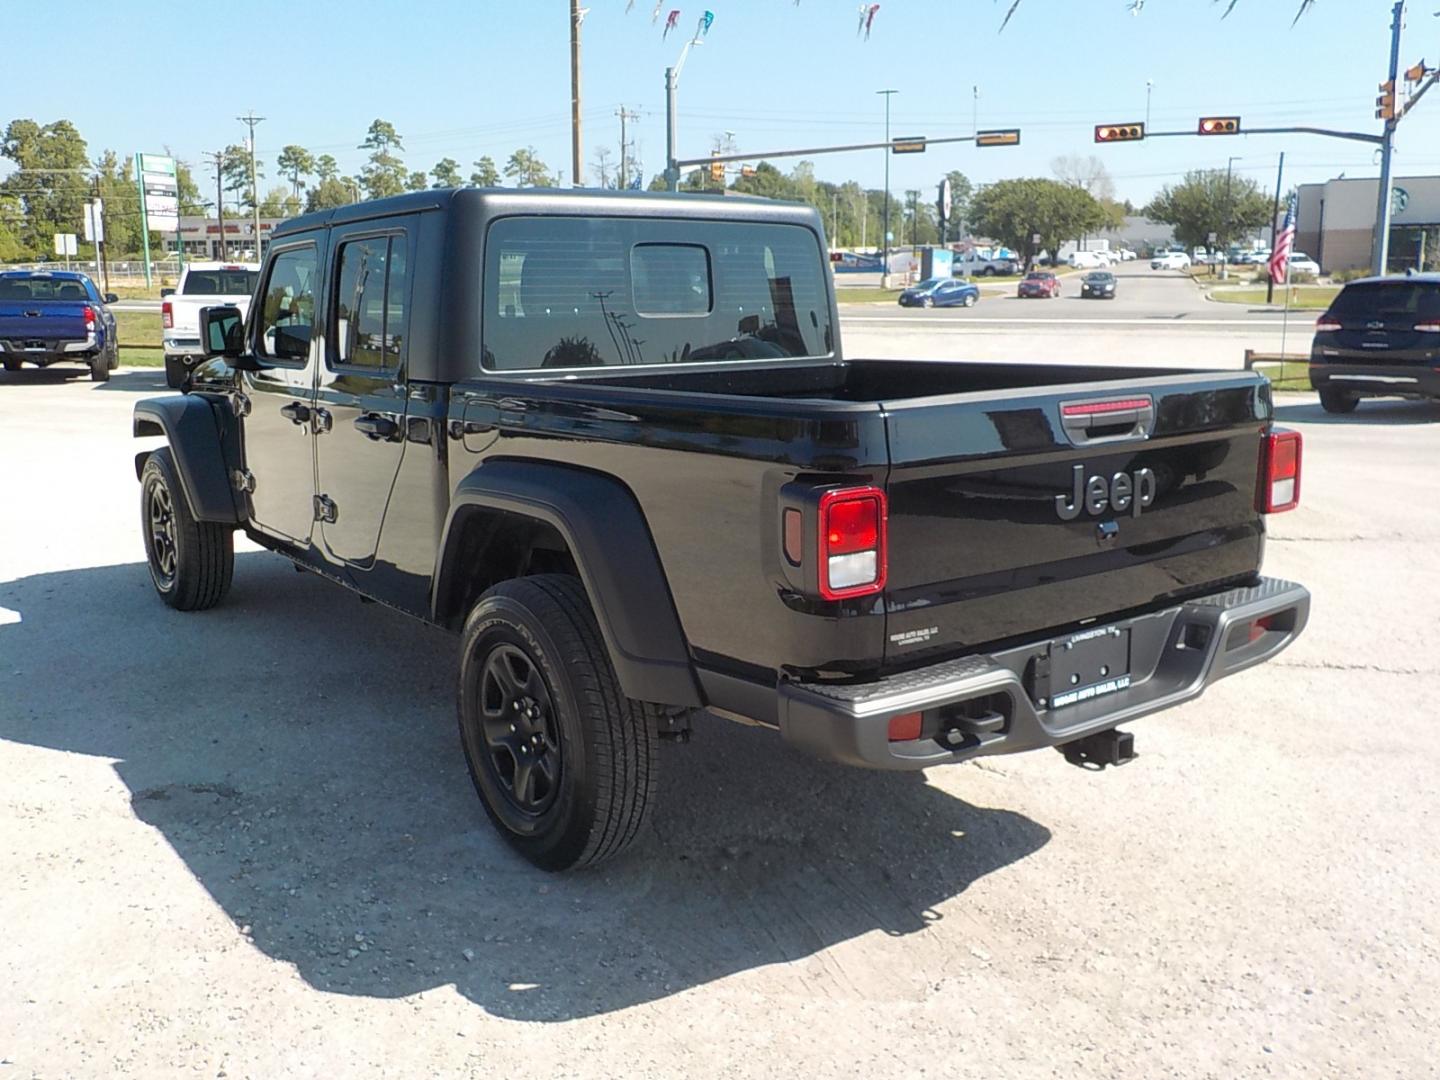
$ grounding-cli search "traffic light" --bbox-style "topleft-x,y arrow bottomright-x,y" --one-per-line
710,152 -> 724,183
975,128 -> 1021,147
740,165 -> 756,178
1405,60 -> 1429,83
1198,116 -> 1241,135
1094,123 -> 1145,143
1377,80 -> 1396,120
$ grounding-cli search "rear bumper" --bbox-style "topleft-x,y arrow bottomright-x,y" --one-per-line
777,577 -> 1309,771
163,337 -> 202,359
1308,361 -> 1440,399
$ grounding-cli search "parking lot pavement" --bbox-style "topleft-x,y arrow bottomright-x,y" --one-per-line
2,369 -> 1437,1078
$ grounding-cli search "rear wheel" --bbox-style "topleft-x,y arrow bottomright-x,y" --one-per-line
1319,387 -> 1359,414
458,574 -> 657,871
2,358 -> 20,373
164,355 -> 189,390
140,448 -> 234,610
89,352 -> 109,382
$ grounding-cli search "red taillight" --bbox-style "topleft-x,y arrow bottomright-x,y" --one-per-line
1258,428 -> 1302,513
1315,316 -> 1341,332
162,300 -> 173,329
82,304 -> 95,328
818,486 -> 887,600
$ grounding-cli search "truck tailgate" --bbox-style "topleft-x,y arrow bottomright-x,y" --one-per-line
0,303 -> 87,344
881,372 -> 1269,666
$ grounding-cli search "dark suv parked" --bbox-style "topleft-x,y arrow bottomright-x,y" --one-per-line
1310,274 -> 1440,413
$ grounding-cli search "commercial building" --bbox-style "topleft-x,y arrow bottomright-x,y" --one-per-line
1295,175 -> 1440,274
160,215 -> 286,261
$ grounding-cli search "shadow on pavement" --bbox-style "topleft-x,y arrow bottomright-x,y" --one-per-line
0,367 -> 167,394
1274,399 -> 1440,426
0,554 -> 1049,1021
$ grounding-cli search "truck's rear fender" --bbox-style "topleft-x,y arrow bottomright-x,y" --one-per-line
132,395 -> 243,524
432,459 -> 702,707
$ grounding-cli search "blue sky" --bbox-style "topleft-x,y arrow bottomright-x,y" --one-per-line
6,0 -> 1438,203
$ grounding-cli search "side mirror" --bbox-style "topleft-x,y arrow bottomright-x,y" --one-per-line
104,292 -> 120,304
200,305 -> 246,359
159,288 -> 175,299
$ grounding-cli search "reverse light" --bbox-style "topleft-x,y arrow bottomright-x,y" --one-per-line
818,486 -> 887,600
1414,322 -> 1440,332
1258,428 -> 1302,513
162,300 -> 173,329
1314,316 -> 1341,332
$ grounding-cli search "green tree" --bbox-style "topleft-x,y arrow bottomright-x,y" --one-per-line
305,176 -> 355,212
358,119 -> 407,200
174,159 -> 207,216
406,170 -> 428,192
91,151 -> 145,259
315,154 -> 339,182
470,156 -> 501,187
257,185 -> 298,217
220,142 -> 260,212
503,147 -> 554,188
970,177 -> 1105,266
431,157 -> 463,188
1144,169 -> 1272,252
276,145 -> 315,200
0,118 -> 90,257
942,170 -> 974,239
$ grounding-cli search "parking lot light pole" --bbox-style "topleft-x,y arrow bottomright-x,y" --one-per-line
878,89 -> 897,288
1372,0 -> 1404,275
664,29 -> 708,191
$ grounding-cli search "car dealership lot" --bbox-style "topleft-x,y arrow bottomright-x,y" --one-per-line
1,366 -> 1437,1078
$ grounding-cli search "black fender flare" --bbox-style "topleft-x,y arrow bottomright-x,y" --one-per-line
132,395 -> 242,524
433,460 -> 702,708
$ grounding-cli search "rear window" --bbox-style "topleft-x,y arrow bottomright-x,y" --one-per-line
0,276 -> 94,301
182,270 -> 259,296
1329,281 -> 1440,321
481,217 -> 833,371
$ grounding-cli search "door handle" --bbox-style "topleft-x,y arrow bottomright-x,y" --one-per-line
279,401 -> 310,424
354,413 -> 399,440
312,406 -> 333,434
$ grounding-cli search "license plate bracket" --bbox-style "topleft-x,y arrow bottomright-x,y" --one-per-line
1030,626 -> 1132,710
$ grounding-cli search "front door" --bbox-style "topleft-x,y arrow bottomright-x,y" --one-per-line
313,222 -> 413,569
241,237 -> 324,546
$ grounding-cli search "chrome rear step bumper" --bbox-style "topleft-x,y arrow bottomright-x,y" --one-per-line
777,577 -> 1310,770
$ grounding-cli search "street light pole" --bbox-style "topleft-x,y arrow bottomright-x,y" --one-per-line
570,0 -> 584,189
1221,155 -> 1239,279
1145,79 -> 1153,130
664,29 -> 708,190
878,88 -> 897,287
1372,0 -> 1404,275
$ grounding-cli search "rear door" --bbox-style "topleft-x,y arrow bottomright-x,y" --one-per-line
1328,280 -> 1440,362
880,374 -> 1268,666
313,219 -> 414,569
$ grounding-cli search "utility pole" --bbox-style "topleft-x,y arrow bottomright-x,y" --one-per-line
664,27 -> 708,190
616,106 -> 639,189
571,0 -> 584,188
878,89 -> 897,288
1372,0 -> 1404,275
237,112 -> 264,260
209,150 -> 226,261
1221,155 -> 1239,279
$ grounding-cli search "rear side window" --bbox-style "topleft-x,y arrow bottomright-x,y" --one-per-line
332,235 -> 409,370
1329,281 -> 1440,321
182,270 -> 258,296
481,217 -> 833,371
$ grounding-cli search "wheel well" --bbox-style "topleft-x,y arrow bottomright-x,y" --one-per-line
435,508 -> 579,630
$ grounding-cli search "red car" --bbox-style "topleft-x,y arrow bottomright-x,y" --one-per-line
1017,271 -> 1061,298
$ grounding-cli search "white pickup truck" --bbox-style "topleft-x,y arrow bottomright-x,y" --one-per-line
951,250 -> 1021,277
161,262 -> 259,387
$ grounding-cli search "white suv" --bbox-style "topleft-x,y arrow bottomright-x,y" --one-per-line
1150,251 -> 1191,270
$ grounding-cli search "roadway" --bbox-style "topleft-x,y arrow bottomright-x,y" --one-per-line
840,264 -> 1315,368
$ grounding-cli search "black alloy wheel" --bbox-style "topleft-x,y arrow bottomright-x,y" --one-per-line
474,643 -> 562,816
146,480 -> 179,590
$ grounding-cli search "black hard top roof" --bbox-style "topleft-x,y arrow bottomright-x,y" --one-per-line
272,186 -> 819,240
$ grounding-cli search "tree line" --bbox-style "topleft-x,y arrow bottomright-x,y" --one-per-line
1,115 -> 1275,262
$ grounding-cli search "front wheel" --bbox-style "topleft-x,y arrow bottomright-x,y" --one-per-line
1319,387 -> 1359,414
981,266 -> 996,277
458,574 -> 658,871
922,296 -> 934,308
140,448 -> 234,610
962,293 -> 977,307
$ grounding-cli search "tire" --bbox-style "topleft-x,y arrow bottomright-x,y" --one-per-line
922,297 -> 934,308
981,266 -> 996,277
164,355 -> 188,390
89,352 -> 109,382
139,448 -> 234,611
1319,387 -> 1359,414
962,293 -> 976,307
2,358 -> 20,372
458,574 -> 658,871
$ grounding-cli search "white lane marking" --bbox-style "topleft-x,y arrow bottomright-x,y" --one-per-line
841,316 -> 1299,327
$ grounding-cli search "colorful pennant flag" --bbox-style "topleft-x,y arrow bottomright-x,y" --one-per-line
664,8 -> 680,37
857,4 -> 880,39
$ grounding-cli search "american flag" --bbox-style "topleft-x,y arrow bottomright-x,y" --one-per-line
1268,195 -> 1297,284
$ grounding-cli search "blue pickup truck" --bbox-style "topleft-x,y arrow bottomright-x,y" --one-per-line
0,270 -> 120,382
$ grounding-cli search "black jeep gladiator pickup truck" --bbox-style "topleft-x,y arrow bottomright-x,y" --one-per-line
132,188 -> 1310,870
